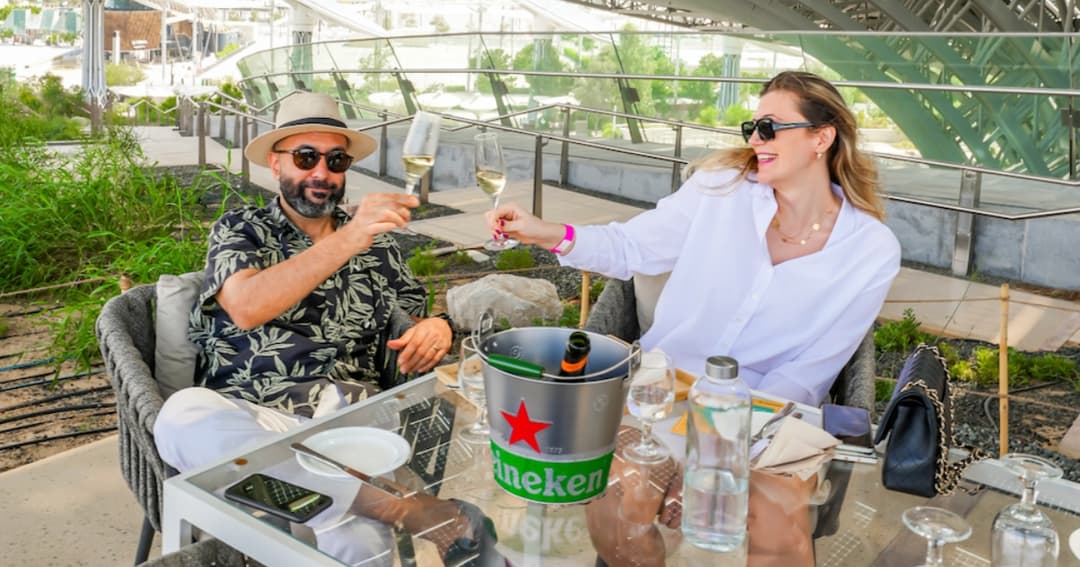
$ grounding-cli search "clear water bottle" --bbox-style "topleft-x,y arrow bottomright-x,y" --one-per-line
682,355 -> 752,552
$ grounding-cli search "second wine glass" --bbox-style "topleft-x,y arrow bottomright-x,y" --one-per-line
992,453 -> 1064,566
474,132 -> 518,251
457,335 -> 490,444
402,111 -> 441,197
624,349 -> 675,464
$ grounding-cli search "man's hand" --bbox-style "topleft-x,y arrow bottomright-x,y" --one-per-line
340,193 -> 418,253
386,317 -> 452,373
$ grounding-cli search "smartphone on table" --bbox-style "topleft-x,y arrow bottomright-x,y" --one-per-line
224,473 -> 333,523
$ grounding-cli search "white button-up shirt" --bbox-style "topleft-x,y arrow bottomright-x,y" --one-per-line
561,169 -> 901,406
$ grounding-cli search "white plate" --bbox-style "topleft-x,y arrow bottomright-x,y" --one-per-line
296,427 -> 411,479
1070,528 -> 1080,560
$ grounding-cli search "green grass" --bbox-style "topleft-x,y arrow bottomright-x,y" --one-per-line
0,80 -> 254,370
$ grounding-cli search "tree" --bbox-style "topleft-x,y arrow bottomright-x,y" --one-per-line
473,47 -> 515,94
679,53 -> 727,104
512,39 -> 573,96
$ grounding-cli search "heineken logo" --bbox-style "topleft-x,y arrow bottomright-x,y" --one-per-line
490,441 -> 613,504
500,400 -> 552,453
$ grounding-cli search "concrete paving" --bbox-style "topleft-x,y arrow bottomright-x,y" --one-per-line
5,126 -> 1080,565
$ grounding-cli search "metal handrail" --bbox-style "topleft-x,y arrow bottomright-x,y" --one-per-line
236,67 -> 1080,98
185,83 -> 1080,219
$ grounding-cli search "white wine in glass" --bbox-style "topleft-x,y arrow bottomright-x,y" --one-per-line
402,111 -> 441,197
474,132 -> 518,251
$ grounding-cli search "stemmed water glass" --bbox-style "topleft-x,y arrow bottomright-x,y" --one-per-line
402,111 -> 441,197
902,506 -> 972,567
457,335 -> 489,444
992,453 -> 1064,566
474,132 -> 518,251
624,349 -> 675,464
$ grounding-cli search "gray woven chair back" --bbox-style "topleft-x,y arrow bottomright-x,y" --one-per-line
96,284 -> 170,531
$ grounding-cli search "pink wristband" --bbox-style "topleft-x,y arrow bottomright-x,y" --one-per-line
549,224 -> 575,255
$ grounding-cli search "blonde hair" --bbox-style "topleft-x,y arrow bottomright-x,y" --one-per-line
687,71 -> 885,220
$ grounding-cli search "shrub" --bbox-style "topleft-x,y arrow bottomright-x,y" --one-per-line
971,346 -> 1030,388
1028,353 -> 1079,384
407,243 -> 446,276
950,360 -> 975,383
589,279 -> 606,303
495,247 -> 534,271
105,62 -> 145,86
936,341 -> 960,367
874,308 -> 934,353
874,378 -> 894,403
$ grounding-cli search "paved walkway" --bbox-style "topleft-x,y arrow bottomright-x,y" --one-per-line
3,126 -> 1079,565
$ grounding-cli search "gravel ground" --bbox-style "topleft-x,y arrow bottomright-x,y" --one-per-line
874,337 -> 1080,482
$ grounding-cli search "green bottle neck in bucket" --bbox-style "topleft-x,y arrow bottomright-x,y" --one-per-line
478,336 -> 640,382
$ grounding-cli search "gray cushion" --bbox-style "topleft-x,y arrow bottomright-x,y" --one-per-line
154,272 -> 204,398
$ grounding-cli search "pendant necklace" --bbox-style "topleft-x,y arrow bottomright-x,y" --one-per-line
772,208 -> 836,245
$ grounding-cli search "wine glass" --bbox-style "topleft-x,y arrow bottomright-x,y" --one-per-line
623,349 -> 675,464
992,453 -> 1064,566
402,111 -> 441,197
474,132 -> 518,251
457,335 -> 489,444
902,506 -> 972,567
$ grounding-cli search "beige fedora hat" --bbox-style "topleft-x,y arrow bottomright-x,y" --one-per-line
244,92 -> 377,168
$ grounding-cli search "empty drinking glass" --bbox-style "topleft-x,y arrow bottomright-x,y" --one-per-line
457,335 -> 489,444
624,349 -> 675,464
902,506 -> 972,567
992,453 -> 1064,566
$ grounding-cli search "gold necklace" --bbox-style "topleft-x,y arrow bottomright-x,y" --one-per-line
771,209 -> 835,245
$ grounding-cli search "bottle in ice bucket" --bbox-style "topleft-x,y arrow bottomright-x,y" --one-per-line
683,355 -> 751,552
557,331 -> 591,381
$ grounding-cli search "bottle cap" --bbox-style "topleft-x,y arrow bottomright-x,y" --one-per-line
705,356 -> 738,379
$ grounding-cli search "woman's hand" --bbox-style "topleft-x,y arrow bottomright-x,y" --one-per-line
484,203 -> 568,252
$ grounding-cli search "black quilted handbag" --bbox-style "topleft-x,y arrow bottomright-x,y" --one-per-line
873,344 -> 986,497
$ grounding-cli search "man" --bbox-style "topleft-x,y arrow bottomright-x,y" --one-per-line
154,92 -> 453,565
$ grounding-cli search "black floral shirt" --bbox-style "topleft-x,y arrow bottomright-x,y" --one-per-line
189,199 -> 427,417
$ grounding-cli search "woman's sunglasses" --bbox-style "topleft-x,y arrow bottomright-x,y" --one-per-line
740,118 -> 815,143
273,146 -> 354,173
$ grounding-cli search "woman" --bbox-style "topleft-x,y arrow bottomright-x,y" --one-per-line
487,71 -> 900,406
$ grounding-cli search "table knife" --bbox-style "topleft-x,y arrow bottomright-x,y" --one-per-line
290,442 -> 410,498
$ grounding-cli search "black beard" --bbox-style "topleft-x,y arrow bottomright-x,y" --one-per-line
280,176 -> 346,219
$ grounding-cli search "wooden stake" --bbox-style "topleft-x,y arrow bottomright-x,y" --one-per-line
999,283 -> 1009,457
119,274 -> 133,294
579,272 -> 591,329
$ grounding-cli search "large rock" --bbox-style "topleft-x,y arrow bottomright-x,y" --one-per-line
447,274 -> 563,331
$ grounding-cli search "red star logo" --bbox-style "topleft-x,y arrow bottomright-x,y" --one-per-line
501,400 -> 552,454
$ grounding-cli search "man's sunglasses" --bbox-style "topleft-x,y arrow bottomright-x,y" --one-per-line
740,118 -> 815,143
273,146 -> 353,173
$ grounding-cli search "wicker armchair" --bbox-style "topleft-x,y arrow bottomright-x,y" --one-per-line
97,284 -> 176,565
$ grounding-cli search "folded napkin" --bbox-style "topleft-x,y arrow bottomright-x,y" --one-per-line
751,417 -> 840,481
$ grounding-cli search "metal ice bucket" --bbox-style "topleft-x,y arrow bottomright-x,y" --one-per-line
479,327 -> 636,504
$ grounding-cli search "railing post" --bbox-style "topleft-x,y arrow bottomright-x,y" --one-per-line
560,106 -> 570,185
951,169 -> 981,276
218,105 -> 226,140
533,134 -> 544,218
233,110 -> 241,151
671,124 -> 683,193
241,115 -> 250,188
378,110 -> 388,177
197,103 -> 206,167
999,283 -> 1009,457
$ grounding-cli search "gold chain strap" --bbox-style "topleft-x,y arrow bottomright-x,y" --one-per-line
899,345 -> 988,495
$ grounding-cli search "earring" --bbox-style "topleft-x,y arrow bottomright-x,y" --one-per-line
816,152 -> 823,160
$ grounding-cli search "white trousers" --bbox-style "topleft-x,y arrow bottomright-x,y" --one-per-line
154,387 -> 393,566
